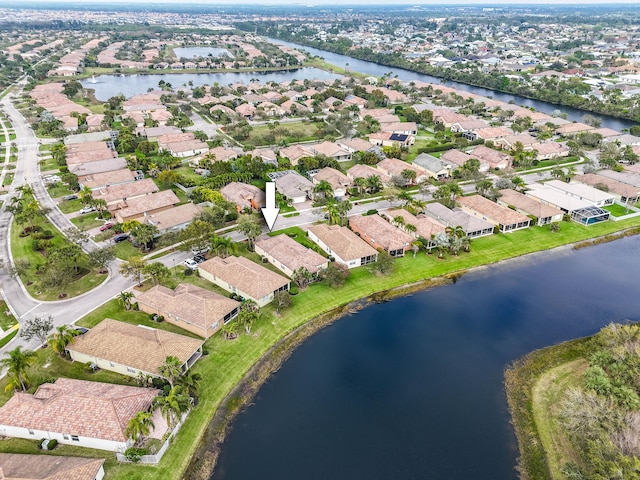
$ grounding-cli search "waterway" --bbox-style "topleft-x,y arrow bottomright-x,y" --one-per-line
211,237 -> 640,480
81,67 -> 341,101
271,39 -> 636,132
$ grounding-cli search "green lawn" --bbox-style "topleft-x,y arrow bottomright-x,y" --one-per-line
267,226 -> 328,256
113,239 -> 144,260
603,203 -> 633,217
39,157 -> 60,172
46,183 -> 72,198
9,218 -> 106,301
3,215 -> 640,480
71,214 -> 104,231
174,165 -> 203,184
0,301 -> 17,331
0,329 -> 18,349
243,121 -> 326,146
2,174 -> 14,187
58,199 -> 83,213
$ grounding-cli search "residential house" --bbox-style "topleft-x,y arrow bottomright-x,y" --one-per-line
272,170 -> 314,204
450,119 -> 489,133
575,173 -> 640,204
278,144 -> 313,166
220,182 -> 265,211
497,189 -> 563,225
381,208 -> 446,248
379,122 -> 418,136
67,318 -> 203,378
347,164 -> 391,185
463,126 -> 512,142
78,168 -> 139,190
376,158 -> 426,184
310,142 -> 352,162
136,283 -> 241,338
198,256 -> 290,307
135,126 -> 182,142
307,224 -> 378,268
525,184 -> 610,225
337,138 -> 375,154
113,190 -> 180,223
544,179 -> 615,207
93,178 -> 159,207
494,133 -> 538,150
597,169 -> 640,188
255,234 -> 328,277
0,378 -> 159,452
440,149 -> 479,169
412,153 -> 453,180
468,145 -> 513,170
457,195 -> 531,233
532,142 -> 570,160
166,140 -> 209,158
555,122 -> 594,137
0,454 -> 105,480
312,167 -> 353,197
143,203 -> 202,234
349,214 -> 414,257
69,158 -> 128,176
368,131 -> 414,148
424,202 -> 494,238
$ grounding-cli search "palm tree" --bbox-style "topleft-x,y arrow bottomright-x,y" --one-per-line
213,236 -> 235,258
392,215 -> 405,228
48,325 -> 78,358
313,180 -> 333,201
118,291 -> 134,310
433,232 -> 451,259
353,177 -> 368,196
176,371 -> 202,400
0,346 -> 37,392
159,356 -> 183,387
154,386 -> 190,428
398,191 -> 413,210
221,321 -> 239,340
367,175 -> 383,194
336,199 -> 352,226
125,411 -> 155,444
405,223 -> 417,235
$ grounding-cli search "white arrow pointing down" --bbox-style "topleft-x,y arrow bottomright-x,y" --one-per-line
261,182 -> 280,232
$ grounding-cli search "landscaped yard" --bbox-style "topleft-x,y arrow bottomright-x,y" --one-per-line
239,121 -> 327,146
9,218 -> 106,301
603,203 -> 633,217
39,157 -> 61,172
46,183 -> 73,198
0,300 -> 16,331
267,226 -> 329,256
71,213 -> 105,231
58,198 -> 83,213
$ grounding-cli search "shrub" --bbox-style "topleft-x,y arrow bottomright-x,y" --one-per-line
124,447 -> 148,463
365,209 -> 378,216
225,212 -> 238,222
289,285 -> 299,295
46,439 -> 58,450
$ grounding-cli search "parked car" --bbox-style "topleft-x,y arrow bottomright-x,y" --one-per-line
79,206 -> 96,214
62,194 -> 78,201
114,233 -> 129,243
73,327 -> 89,335
100,222 -> 114,231
191,245 -> 210,255
184,258 -> 199,270
193,254 -> 207,263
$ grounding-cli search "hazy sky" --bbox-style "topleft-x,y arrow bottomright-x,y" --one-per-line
7,0 -> 640,5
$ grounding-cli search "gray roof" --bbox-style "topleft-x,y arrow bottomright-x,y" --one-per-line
424,202 -> 494,234
274,171 -> 314,199
412,153 -> 453,174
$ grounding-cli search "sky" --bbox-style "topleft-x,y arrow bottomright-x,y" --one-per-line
6,0 -> 640,5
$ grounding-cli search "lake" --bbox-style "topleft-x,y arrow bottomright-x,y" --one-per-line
211,237 -> 640,480
271,39 -> 637,132
81,67 -> 342,101
173,47 -> 234,59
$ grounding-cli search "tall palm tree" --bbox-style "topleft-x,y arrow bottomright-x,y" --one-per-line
353,177 -> 368,196
48,325 -> 78,358
125,411 -> 155,444
176,371 -> 202,400
213,236 -> 235,258
313,180 -> 333,201
0,346 -> 37,392
154,386 -> 190,428
367,175 -> 383,194
393,215 -> 405,228
159,356 -> 183,387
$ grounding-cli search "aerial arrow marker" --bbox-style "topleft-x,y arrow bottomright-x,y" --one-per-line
261,182 -> 280,232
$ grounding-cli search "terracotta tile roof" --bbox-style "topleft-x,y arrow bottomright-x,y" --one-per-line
199,256 -> 290,300
307,224 -> 378,262
311,141 -> 350,159
220,182 -> 265,209
0,378 -> 158,443
78,168 -> 136,189
468,145 -> 513,168
144,203 -> 202,231
255,234 -> 328,274
68,318 -> 203,374
136,284 -> 240,336
425,202 -> 494,233
458,194 -> 530,226
347,164 -> 391,183
471,126 -> 512,140
66,150 -> 116,165
532,142 -> 569,156
0,453 -> 104,480
578,173 -> 640,198
441,149 -> 473,167
68,158 -> 128,176
114,190 -> 180,219
383,208 -> 446,239
92,178 -> 158,203
313,167 -> 352,191
497,189 -> 563,219
338,138 -> 374,152
376,158 -> 423,178
349,214 -> 414,252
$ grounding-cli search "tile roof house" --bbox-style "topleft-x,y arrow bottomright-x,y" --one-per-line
468,145 -> 513,170
494,133 -> 538,150
136,283 -> 241,338
312,167 -> 353,197
273,171 -> 314,204
68,158 -> 128,176
463,126 -> 513,142
220,182 -> 265,211
0,378 -> 159,452
198,256 -> 290,307
381,209 -> 446,247
349,214 -> 414,257
0,453 -> 105,480
544,179 -> 615,207
555,122 -> 595,136
113,190 -> 180,223
337,138 -> 375,153
575,173 -> 640,204
424,202 -> 495,238
309,142 -> 352,162
278,145 -> 313,166
531,142 -> 570,160
457,194 -> 531,233
93,178 -> 159,206
376,158 -> 426,184
307,224 -> 378,268
67,318 -> 204,378
143,202 -> 202,233
255,234 -> 329,277
497,189 -> 564,226
440,149 -> 476,169
347,164 -> 391,184
78,168 -> 139,190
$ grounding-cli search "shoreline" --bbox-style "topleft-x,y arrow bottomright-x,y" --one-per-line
183,227 -> 639,480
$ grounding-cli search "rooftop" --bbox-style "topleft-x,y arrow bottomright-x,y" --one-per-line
255,234 -> 328,274
0,454 -> 105,480
307,223 -> 378,261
